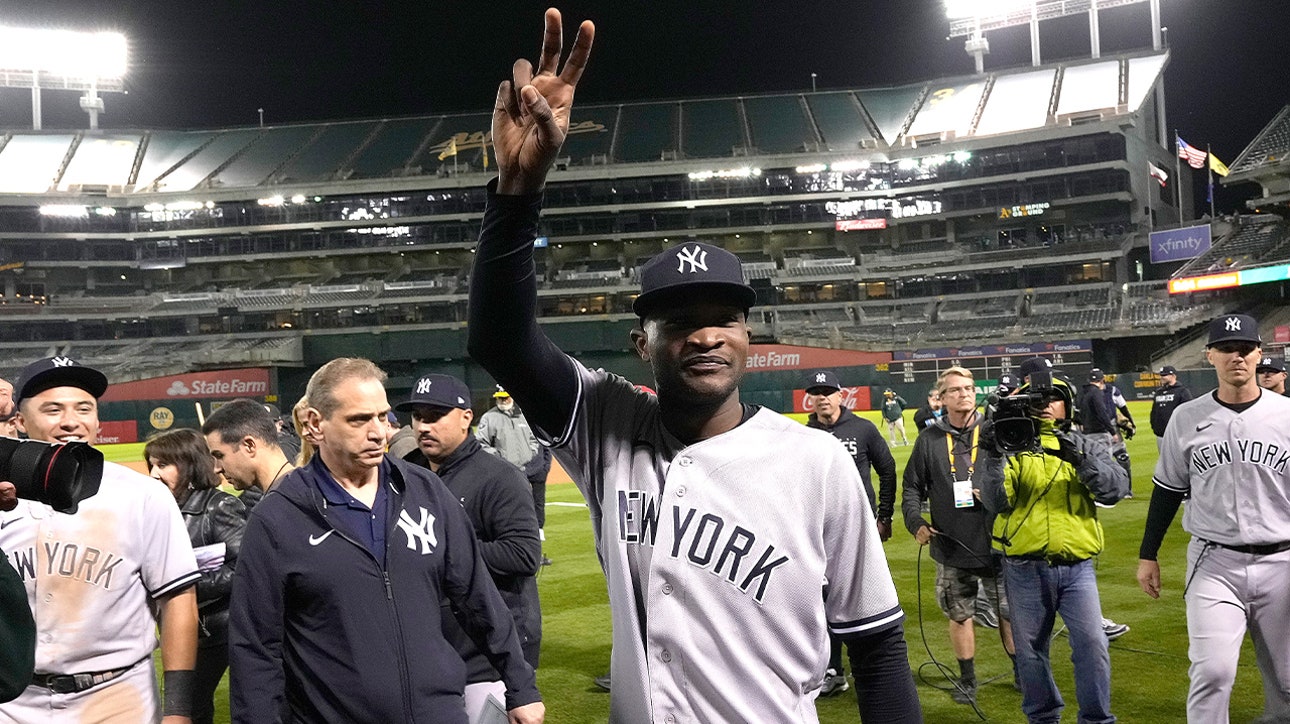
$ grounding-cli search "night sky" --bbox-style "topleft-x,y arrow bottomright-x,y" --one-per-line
1,1 -> 1285,213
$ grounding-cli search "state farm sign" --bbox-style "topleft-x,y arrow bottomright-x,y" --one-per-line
100,368 -> 271,402
745,345 -> 890,372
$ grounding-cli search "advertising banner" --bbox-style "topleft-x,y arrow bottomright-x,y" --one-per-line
97,420 -> 138,445
100,368 -> 271,402
793,386 -> 871,414
746,345 -> 891,372
892,340 -> 1090,362
1149,224 -> 1212,264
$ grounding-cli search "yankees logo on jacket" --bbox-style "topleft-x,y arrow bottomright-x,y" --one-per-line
228,454 -> 538,723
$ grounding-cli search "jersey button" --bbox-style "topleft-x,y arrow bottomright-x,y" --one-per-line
662,583 -> 673,595
43,594 -> 52,603
677,456 -> 692,467
665,716 -> 677,724
660,649 -> 672,663
675,486 -> 686,497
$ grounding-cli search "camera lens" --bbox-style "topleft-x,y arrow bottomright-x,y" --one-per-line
0,438 -> 104,514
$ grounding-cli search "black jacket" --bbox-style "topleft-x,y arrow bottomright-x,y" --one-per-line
0,550 -> 34,703
912,404 -> 941,431
1150,382 -> 1194,437
229,455 -> 539,724
180,488 -> 246,646
237,485 -> 264,516
404,436 -> 542,676
901,413 -> 997,570
1078,383 -> 1117,435
807,408 -> 897,520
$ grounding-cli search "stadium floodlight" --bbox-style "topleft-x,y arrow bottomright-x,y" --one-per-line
946,0 -> 1161,70
0,26 -> 127,130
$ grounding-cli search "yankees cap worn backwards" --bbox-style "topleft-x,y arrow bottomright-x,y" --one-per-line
632,241 -> 757,317
1206,313 -> 1261,347
394,374 -> 471,412
805,370 -> 842,394
14,356 -> 109,405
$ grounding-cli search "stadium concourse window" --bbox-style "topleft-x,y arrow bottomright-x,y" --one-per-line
540,295 -> 611,316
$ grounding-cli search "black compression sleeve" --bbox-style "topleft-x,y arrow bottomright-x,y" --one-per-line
1138,486 -> 1186,560
845,624 -> 923,723
467,181 -> 579,438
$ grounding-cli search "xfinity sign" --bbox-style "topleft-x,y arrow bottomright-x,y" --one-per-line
1150,224 -> 1212,264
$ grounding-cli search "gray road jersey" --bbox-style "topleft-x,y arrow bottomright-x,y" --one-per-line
1153,390 -> 1290,546
542,361 -> 902,723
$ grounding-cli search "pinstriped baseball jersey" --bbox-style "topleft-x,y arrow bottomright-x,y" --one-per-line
0,462 -> 199,676
545,361 -> 903,723
1153,390 -> 1290,546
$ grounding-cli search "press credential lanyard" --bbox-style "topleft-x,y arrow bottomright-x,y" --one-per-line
949,426 -> 979,509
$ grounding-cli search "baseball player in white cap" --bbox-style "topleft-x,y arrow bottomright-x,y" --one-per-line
1138,313 -> 1290,723
0,356 -> 200,723
467,10 -> 920,722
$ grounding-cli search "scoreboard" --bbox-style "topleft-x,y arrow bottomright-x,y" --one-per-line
889,340 -> 1094,387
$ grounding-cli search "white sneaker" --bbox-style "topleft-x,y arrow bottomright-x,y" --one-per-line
1102,617 -> 1129,640
820,669 -> 849,696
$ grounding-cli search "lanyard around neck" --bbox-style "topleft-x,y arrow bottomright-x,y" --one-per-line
947,425 -> 979,481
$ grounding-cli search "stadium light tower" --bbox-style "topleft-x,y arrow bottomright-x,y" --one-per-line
946,0 -> 1162,72
0,26 -> 127,130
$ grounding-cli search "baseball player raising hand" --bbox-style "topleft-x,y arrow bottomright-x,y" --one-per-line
1138,313 -> 1290,723
467,9 -> 921,722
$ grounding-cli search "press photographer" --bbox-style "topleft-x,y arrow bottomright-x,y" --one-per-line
975,364 -> 1130,722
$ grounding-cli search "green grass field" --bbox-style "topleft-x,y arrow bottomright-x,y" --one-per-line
128,401 -> 1270,722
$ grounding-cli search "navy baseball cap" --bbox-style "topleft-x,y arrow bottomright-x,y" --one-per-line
805,370 -> 841,394
1257,357 -> 1286,374
14,356 -> 109,406
1089,368 -> 1105,382
1158,365 -> 1178,376
1017,356 -> 1052,380
395,374 -> 471,412
1206,313 -> 1261,347
996,374 -> 1018,394
632,241 -> 756,317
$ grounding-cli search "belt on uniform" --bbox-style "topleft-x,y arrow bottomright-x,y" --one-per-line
31,664 -> 133,694
1203,538 -> 1290,556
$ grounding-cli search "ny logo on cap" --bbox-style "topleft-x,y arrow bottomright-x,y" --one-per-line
675,245 -> 709,274
1225,317 -> 1242,332
51,357 -> 74,367
815,372 -> 827,383
416,378 -> 433,394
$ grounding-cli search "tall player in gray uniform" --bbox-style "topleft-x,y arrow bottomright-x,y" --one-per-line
467,9 -> 920,722
1137,313 -> 1290,723
0,357 -> 200,723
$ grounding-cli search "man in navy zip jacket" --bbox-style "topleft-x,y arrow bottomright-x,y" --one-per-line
229,358 -> 542,724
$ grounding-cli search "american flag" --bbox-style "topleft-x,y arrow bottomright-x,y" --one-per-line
1176,136 -> 1206,169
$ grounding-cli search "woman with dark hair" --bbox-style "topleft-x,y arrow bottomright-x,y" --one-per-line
144,428 -> 246,724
